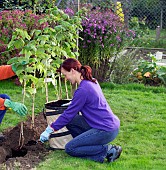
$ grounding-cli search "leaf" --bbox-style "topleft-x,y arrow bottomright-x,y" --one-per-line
17,57 -> 29,64
8,41 -> 14,49
41,40 -> 46,45
61,50 -> 67,57
36,48 -> 45,55
74,52 -> 80,57
36,64 -> 44,72
64,42 -> 71,48
70,52 -> 76,57
56,34 -> 63,42
29,58 -> 37,63
14,39 -> 25,49
20,49 -> 32,58
38,35 -> 49,41
29,44 -> 37,52
38,18 -> 47,24
15,69 -> 24,76
34,30 -> 42,37
26,87 -> 37,95
51,51 -> 56,57
7,57 -> 19,64
23,30 -> 31,40
25,67 -> 36,73
54,25 -> 63,31
15,28 -> 31,40
25,75 -> 38,84
25,93 -> 30,98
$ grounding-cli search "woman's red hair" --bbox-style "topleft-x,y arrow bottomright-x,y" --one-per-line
57,58 -> 96,83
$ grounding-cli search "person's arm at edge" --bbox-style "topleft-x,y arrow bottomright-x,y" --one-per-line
0,98 -> 5,110
0,65 -> 15,81
0,65 -> 16,110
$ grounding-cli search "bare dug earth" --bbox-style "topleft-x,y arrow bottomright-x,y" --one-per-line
0,112 -> 50,170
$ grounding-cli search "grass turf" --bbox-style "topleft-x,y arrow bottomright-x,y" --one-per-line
0,79 -> 166,170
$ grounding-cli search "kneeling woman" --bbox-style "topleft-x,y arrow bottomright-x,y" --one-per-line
40,58 -> 122,163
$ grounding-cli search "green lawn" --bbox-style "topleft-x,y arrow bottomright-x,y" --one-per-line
0,79 -> 166,170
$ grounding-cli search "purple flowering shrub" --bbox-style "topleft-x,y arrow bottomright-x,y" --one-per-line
78,6 -> 135,81
81,7 -> 123,49
63,8 -> 75,17
0,10 -> 48,64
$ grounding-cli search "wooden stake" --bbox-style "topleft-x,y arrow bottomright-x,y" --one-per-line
58,75 -> 62,99
65,79 -> 69,99
19,122 -> 24,149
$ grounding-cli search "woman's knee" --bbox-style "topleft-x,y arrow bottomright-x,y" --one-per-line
65,141 -> 74,155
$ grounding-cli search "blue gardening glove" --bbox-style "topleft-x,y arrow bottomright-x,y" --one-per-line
4,99 -> 28,116
40,125 -> 54,143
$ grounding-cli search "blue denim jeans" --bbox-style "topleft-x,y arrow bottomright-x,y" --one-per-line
0,94 -> 10,123
65,114 -> 119,163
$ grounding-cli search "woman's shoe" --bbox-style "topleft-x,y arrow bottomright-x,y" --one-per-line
106,145 -> 122,162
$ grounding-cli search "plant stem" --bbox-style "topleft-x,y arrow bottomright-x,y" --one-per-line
45,81 -> 49,103
65,79 -> 69,99
31,80 -> 36,129
31,93 -> 35,128
19,74 -> 26,148
58,75 -> 62,99
19,122 -> 24,149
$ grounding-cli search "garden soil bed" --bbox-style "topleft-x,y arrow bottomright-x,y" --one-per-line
0,112 -> 51,170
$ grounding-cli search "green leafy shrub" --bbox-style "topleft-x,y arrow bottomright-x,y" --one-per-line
7,7 -> 82,124
7,6 -> 82,87
129,17 -> 149,38
129,17 -> 166,48
0,9 -> 48,64
130,54 -> 166,86
110,49 -> 138,84
0,0 -> 56,14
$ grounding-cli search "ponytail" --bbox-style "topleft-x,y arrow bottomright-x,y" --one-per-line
80,65 -> 97,83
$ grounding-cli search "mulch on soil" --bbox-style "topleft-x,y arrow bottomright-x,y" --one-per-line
0,112 -> 51,170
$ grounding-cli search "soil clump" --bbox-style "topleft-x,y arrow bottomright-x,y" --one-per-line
0,112 -> 50,170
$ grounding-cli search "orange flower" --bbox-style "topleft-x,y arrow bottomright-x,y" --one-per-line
144,72 -> 151,78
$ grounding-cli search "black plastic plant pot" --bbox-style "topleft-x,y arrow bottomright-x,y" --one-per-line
45,99 -> 71,114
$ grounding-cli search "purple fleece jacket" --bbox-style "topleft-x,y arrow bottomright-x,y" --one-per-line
51,80 -> 120,132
